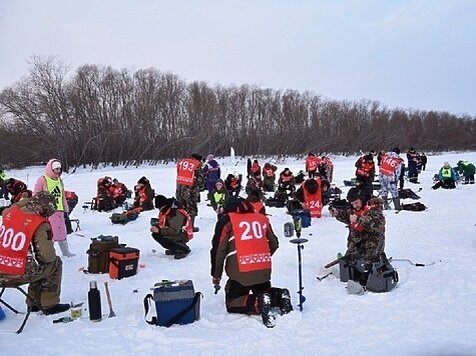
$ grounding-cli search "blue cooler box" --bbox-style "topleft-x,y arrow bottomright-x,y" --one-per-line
145,280 -> 200,327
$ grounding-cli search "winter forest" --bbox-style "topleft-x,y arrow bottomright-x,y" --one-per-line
0,56 -> 475,170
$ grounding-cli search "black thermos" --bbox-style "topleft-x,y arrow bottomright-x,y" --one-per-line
88,280 -> 102,321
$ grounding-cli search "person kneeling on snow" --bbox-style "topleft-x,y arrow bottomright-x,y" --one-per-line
210,197 -> 292,328
150,195 -> 193,260
432,162 -> 459,190
0,191 -> 70,315
329,191 -> 397,293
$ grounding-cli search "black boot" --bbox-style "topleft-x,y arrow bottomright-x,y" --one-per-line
174,250 -> 190,260
269,288 -> 293,315
258,293 -> 276,328
43,303 -> 70,315
278,288 -> 293,315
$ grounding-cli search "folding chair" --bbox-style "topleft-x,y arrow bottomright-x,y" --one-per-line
69,219 -> 81,232
0,281 -> 44,334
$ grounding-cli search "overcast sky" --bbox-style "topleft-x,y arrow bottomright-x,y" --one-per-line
1,0 -> 475,115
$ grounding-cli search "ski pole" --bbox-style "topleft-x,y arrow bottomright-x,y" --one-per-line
213,284 -> 221,294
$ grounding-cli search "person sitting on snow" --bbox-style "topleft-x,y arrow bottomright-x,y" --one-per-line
432,162 -> 459,190
96,176 -> 115,212
209,179 -> 230,218
262,162 -> 278,192
224,172 -> 242,196
109,178 -> 129,206
130,176 -> 154,212
4,178 -> 32,204
0,192 -> 70,315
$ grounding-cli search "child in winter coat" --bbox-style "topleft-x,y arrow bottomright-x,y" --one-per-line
33,159 -> 75,257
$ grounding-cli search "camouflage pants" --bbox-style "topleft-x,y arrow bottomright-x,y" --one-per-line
347,236 -> 384,263
0,256 -> 62,309
175,185 -> 198,218
379,174 -> 399,199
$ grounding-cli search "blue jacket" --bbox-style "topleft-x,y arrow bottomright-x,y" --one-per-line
438,167 -> 459,181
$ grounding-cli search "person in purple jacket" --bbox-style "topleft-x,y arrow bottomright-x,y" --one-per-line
203,154 -> 221,196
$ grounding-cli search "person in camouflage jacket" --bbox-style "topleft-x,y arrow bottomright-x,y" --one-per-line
175,154 -> 203,232
329,191 -> 386,263
0,191 -> 69,315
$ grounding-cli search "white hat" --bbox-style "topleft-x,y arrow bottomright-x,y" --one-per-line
51,161 -> 62,170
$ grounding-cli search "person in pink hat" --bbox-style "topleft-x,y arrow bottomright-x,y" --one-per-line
33,159 -> 75,257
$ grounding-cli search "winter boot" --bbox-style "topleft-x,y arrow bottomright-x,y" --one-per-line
278,288 -> 293,315
173,250 -> 190,260
258,293 -> 276,328
269,288 -> 293,315
191,216 -> 200,233
58,240 -> 76,257
383,198 -> 391,210
43,303 -> 70,315
392,197 -> 402,211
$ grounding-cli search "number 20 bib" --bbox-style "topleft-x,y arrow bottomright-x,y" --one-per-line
229,212 -> 271,272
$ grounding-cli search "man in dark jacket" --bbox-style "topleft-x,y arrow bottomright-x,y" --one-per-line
150,195 -> 193,259
406,147 -> 421,184
0,191 -> 70,315
210,197 -> 292,328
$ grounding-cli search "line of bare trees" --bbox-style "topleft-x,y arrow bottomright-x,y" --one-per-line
0,56 -> 475,170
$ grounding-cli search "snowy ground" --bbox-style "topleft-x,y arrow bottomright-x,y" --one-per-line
1,152 -> 475,355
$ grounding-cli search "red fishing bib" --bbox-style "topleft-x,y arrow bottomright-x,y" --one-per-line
229,212 -> 271,272
0,206 -> 47,275
176,158 -> 199,187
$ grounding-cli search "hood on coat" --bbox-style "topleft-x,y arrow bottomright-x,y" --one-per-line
45,158 -> 62,179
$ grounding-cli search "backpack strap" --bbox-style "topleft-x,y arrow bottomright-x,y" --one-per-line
143,293 -> 157,325
163,292 -> 202,328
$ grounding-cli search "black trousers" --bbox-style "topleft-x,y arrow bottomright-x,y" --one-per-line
225,279 -> 271,315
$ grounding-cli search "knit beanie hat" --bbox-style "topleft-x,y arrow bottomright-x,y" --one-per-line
154,195 -> 169,209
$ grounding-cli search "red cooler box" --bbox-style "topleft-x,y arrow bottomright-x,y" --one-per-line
109,247 -> 140,279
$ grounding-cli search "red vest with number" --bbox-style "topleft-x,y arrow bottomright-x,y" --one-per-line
229,212 -> 271,272
158,207 -> 193,240
306,156 -> 321,172
302,180 -> 322,218
0,206 -> 47,275
176,158 -> 199,187
380,155 -> 401,176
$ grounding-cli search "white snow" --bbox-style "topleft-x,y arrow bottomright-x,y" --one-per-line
1,152 -> 475,355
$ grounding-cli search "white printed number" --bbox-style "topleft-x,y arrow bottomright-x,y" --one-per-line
239,221 -> 266,240
383,158 -> 397,168
0,225 -> 27,251
309,200 -> 321,209
179,161 -> 196,172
